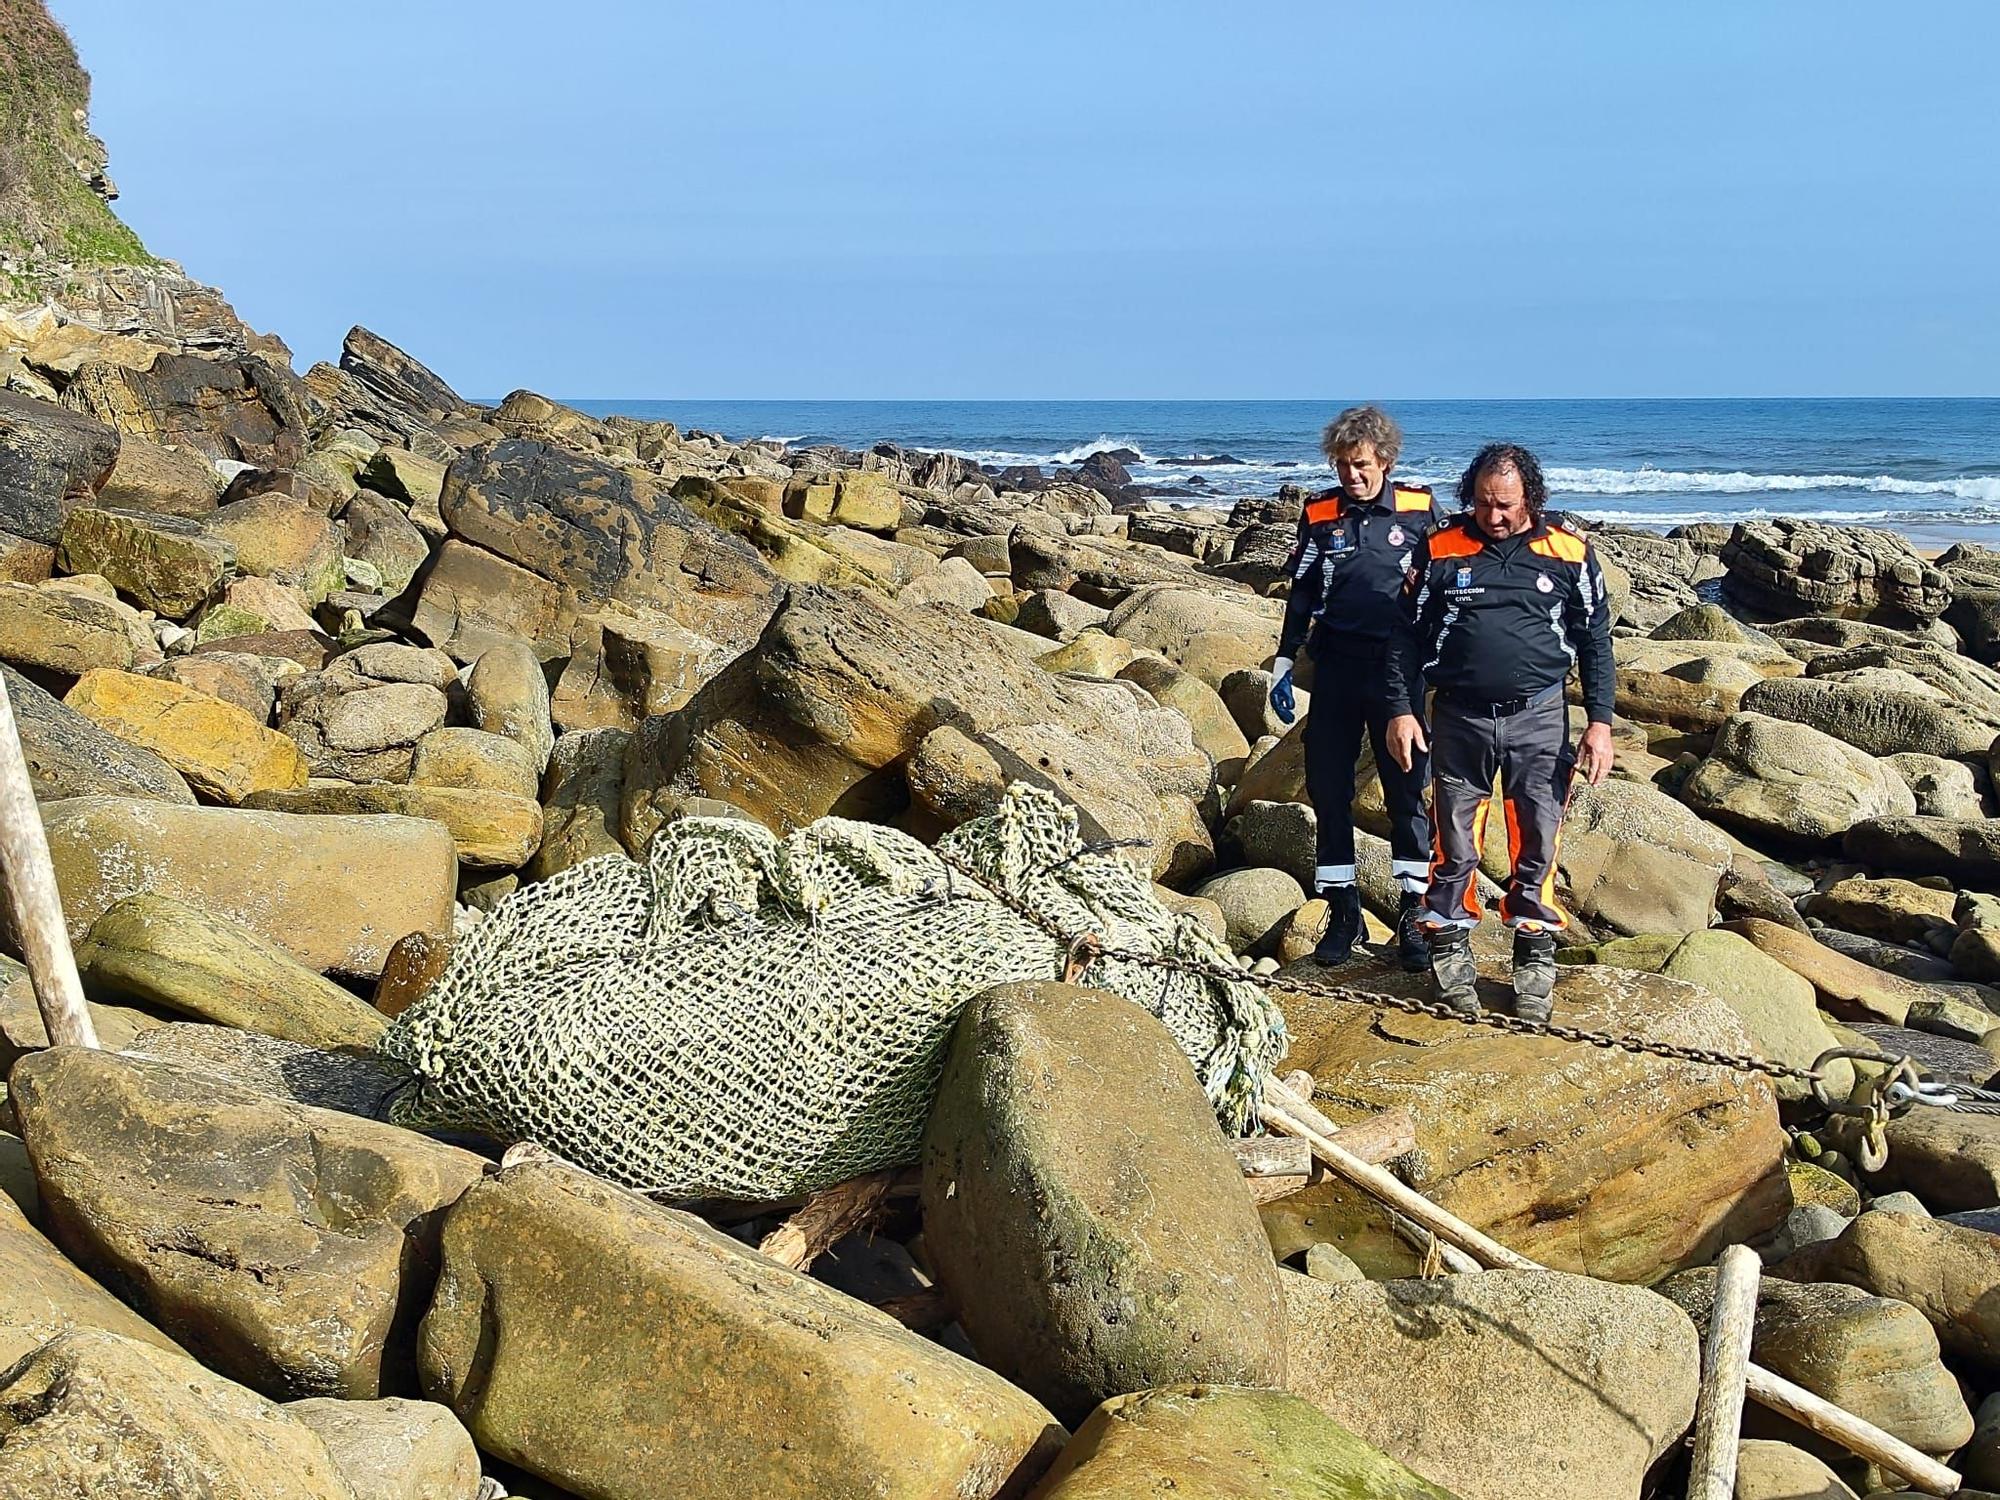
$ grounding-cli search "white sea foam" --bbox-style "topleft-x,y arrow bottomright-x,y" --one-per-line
1050,436 -> 1153,464
1546,466 -> 2000,504
756,433 -> 807,444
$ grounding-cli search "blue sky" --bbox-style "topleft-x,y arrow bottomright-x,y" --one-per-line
53,2 -> 2000,399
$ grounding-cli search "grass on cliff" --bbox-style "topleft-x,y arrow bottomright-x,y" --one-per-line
0,0 -> 153,294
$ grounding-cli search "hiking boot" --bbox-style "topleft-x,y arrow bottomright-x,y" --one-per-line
1513,928 -> 1559,1023
1429,925 -> 1479,1015
1312,885 -> 1364,966
1395,891 -> 1431,973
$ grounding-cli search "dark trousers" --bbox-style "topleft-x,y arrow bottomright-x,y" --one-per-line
1302,653 -> 1432,893
1423,687 -> 1576,931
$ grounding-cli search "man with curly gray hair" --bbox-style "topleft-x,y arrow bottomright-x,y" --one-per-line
1270,405 -> 1449,969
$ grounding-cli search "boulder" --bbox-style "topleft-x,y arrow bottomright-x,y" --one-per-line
896,553 -> 993,611
1038,628 -> 1152,678
65,667 -> 308,803
408,538 -> 565,663
95,432 -> 227,515
1558,776 -> 1733,935
197,574 -> 323,642
1027,1385 -> 1460,1500
783,468 -> 903,531
41,796 -> 456,978
0,576 -> 149,673
75,892 -> 388,1049
1888,752 -> 1989,818
1776,1208 -> 2000,1366
340,489 -> 433,594
920,983 -> 1286,1426
525,727 -> 628,881
550,607 -> 711,732
0,389 -> 121,543
56,503 -> 235,616
1868,1107 -> 2000,1212
204,493 -> 346,604
2,662 -> 195,802
151,650 -> 295,723
466,637 -> 554,771
1800,876 -> 1958,948
0,1190 -> 181,1370
1283,1269 -> 1698,1500
1681,712 -> 1914,845
1720,519 -> 1952,623
1117,654 -> 1250,775
1732,1440 -> 1860,1500
1742,676 -> 2000,760
286,1397 -> 483,1500
1804,639 -> 2000,713
420,1158 -> 1064,1499
1843,815 -> 2000,882
1264,957 -> 1787,1282
1102,584 -> 1278,688
0,1330 -> 357,1500
1721,916 -> 1949,1027
1219,666 -> 1290,744
423,437 -> 780,658
62,350 -> 310,469
243,783 -> 543,871
1192,867 -> 1306,953
12,1048 -> 486,1400
339,327 -> 465,428
1016,588 -> 1109,641
1657,928 -> 1849,1104
408,727 -> 540,800
1662,1270 -> 1971,1457
0,969 -> 169,1071
279,674 -> 450,782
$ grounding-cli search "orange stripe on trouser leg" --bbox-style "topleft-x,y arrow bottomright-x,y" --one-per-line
1536,798 -> 1572,930
1464,800 -> 1490,919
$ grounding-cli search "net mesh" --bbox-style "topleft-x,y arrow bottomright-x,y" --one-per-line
379,783 -> 1288,1200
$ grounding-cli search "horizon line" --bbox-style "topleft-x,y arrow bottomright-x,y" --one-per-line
526,393 -> 2000,406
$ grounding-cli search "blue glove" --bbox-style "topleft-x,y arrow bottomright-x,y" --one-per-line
1269,668 -> 1297,726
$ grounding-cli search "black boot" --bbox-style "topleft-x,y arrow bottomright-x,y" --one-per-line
1312,885 -> 1364,966
1395,891 -> 1431,973
1513,928 -> 1558,1023
1429,924 -> 1479,1015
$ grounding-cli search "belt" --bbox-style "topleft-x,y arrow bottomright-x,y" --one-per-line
1434,683 -> 1564,717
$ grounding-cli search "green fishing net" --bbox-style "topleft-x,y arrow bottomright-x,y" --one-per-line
379,783 -> 1286,1200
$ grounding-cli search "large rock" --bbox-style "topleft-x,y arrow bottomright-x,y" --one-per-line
1117,654 -> 1250,775
1192,867 -> 1306,953
12,1048 -> 485,1401
1776,1208 -> 2000,1365
42,796 -> 456,978
1888,751 -> 1989,818
1681,711 -> 1914,844
1742,675 -> 2000,760
407,727 -> 539,800
1264,958 -> 1787,1282
1656,928 -> 1849,1104
338,326 -> 465,429
0,388 -> 120,544
95,431 -> 227,516
204,493 -> 346,604
1731,1441 -> 1858,1500
244,782 -> 543,871
62,350 -> 310,469
1283,1270 -> 1698,1500
407,538 -> 563,663
75,892 -> 388,1049
65,667 -> 308,803
621,584 -> 1204,850
1719,916 -> 1952,1026
1868,1107 -> 2000,1212
466,637 -> 554,771
341,489 -> 433,593
0,575 -> 148,673
550,607 -> 710,731
1720,520 -> 1952,623
1558,776 -> 1733,935
1801,875 -> 1957,948
0,1189 -> 181,1370
56,503 -> 235,616
921,983 -> 1286,1426
2,662 -> 194,802
524,726 -> 628,881
419,1158 -> 1064,1499
0,1330 -> 358,1500
1843,815 -> 2000,882
421,437 -> 780,658
1102,584 -> 1278,688
286,1396 -> 482,1500
1028,1385 -> 1461,1500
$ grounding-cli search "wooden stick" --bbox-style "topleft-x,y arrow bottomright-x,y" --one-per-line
1231,1135 -> 1311,1178
0,672 -> 95,1050
1687,1243 -> 1760,1500
1257,1076 -> 1961,1493
758,1170 -> 899,1271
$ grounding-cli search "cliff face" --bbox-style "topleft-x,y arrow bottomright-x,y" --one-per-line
0,0 -> 154,301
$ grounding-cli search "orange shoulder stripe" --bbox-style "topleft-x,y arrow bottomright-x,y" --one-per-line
1303,494 -> 1343,525
1392,485 -> 1433,512
1529,530 -> 1588,563
1426,527 -> 1484,559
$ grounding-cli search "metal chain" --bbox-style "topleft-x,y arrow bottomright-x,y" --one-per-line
932,847 -> 1826,1086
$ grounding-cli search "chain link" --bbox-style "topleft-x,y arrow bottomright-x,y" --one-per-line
933,848 -> 1824,1087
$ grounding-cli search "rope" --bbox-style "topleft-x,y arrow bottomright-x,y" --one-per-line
933,847 -> 1826,1087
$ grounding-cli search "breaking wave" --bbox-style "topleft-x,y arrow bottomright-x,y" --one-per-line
1546,466 -> 2000,504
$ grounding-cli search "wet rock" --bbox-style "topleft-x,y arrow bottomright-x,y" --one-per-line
1265,959 -> 1787,1282
65,667 -> 308,802
1029,1385 -> 1459,1500
921,982 -> 1286,1426
0,1329 -> 358,1500
1284,1269 -> 1697,1500
1682,712 -> 1914,844
12,1048 -> 485,1400
75,892 -> 388,1049
42,796 -> 456,978
420,1158 -> 1064,1500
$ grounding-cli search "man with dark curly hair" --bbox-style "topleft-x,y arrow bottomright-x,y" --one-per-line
1269,405 -> 1449,969
1381,442 -> 1614,1020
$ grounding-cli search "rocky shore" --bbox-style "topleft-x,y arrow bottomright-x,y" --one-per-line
12,9 -> 2000,1499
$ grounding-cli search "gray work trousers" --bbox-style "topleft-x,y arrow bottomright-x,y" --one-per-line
1422,687 -> 1577,932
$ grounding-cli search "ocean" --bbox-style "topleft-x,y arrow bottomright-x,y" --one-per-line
570,399 -> 2000,543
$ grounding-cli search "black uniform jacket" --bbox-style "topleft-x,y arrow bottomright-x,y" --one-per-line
1384,511 -> 1616,724
1277,482 -> 1452,661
